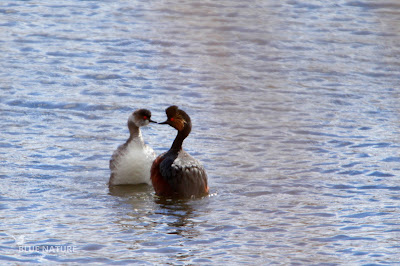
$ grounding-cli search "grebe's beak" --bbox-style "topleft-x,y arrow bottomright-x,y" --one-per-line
158,120 -> 169,125
149,119 -> 157,123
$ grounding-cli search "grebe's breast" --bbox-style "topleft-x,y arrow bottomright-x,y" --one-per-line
110,139 -> 156,185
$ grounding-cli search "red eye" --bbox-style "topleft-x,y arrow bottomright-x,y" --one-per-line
170,117 -> 174,121
143,116 -> 148,120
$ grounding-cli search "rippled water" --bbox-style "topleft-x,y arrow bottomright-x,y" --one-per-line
1,0 -> 400,264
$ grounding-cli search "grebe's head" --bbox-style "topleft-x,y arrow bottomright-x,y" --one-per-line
129,109 -> 156,127
159,105 -> 191,131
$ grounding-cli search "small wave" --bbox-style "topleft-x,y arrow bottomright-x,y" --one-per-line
6,99 -> 114,112
80,74 -> 122,80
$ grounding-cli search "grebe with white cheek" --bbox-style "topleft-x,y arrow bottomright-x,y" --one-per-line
109,109 -> 156,186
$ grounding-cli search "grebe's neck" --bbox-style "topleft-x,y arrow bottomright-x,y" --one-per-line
170,125 -> 191,153
127,120 -> 142,142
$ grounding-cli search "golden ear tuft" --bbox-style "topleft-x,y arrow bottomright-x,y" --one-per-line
173,112 -> 186,131
174,118 -> 185,131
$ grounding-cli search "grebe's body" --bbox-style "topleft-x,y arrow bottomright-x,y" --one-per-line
109,109 -> 156,186
151,106 -> 209,198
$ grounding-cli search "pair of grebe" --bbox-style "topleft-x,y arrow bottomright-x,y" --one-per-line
109,106 -> 209,198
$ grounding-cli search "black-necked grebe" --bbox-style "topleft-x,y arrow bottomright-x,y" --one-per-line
109,109 -> 156,186
151,106 -> 209,198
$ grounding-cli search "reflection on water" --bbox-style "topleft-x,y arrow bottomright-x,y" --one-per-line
108,184 -> 153,198
154,198 -> 198,237
1,0 -> 400,264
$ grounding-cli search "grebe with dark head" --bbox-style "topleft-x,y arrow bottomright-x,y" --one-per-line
109,109 -> 156,186
151,106 -> 209,198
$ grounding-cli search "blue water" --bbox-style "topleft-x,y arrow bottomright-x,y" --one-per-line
1,0 -> 400,264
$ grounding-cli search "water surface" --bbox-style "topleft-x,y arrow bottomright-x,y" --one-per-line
1,0 -> 400,264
